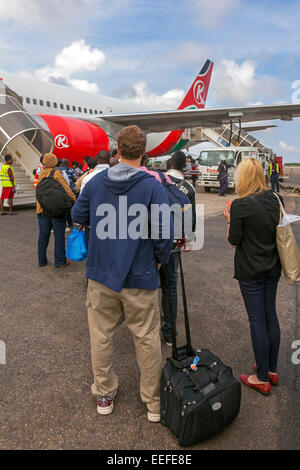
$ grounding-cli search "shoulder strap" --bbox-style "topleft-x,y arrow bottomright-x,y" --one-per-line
272,192 -> 286,217
156,170 -> 166,183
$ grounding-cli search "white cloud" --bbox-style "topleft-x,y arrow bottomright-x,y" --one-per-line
188,0 -> 241,29
211,59 -> 283,105
32,40 -> 105,93
278,140 -> 297,152
118,81 -> 185,110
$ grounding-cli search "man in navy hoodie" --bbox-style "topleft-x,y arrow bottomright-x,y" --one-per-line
72,125 -> 173,422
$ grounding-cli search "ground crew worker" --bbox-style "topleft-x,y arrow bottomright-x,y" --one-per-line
269,158 -> 280,192
190,159 -> 199,187
0,154 -> 17,216
34,156 -> 45,189
218,157 -> 229,196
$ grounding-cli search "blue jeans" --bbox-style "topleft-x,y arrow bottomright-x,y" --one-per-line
160,252 -> 179,343
38,213 -> 67,267
239,276 -> 281,382
271,174 -> 280,192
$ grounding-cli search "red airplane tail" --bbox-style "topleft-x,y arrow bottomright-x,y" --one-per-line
178,59 -> 213,110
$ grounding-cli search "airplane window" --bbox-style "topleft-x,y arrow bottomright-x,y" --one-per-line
89,109 -> 93,114
99,111 -> 103,114
66,105 -> 70,111
47,101 -> 51,107
95,110 -> 98,114
53,102 -> 57,108
78,106 -> 82,112
39,100 -> 44,106
60,104 -> 64,110
84,108 -> 87,113
72,106 -> 76,112
26,97 -> 30,104
33,98 -> 37,105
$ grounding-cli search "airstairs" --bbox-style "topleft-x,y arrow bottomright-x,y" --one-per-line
182,122 -> 272,154
0,153 -> 36,206
0,82 -> 54,206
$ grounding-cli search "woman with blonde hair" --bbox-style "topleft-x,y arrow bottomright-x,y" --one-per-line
224,158 -> 283,396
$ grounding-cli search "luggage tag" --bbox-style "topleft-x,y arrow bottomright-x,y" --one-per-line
190,356 -> 200,372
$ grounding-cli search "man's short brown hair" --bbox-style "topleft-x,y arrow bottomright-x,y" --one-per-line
117,125 -> 146,160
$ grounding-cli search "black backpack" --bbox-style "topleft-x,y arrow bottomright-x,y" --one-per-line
36,170 -> 73,218
155,171 -> 193,240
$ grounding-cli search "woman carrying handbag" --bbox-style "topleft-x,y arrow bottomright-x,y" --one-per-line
224,158 -> 285,396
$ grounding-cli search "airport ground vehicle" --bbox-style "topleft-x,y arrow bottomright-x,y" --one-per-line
197,147 -> 260,192
275,156 -> 284,176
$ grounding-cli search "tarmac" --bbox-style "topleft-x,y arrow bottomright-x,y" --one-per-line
0,175 -> 300,450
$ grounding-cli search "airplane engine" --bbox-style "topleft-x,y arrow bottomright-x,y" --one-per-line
36,114 -> 110,164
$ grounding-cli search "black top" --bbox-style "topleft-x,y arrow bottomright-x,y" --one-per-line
218,162 -> 228,175
168,175 -> 196,233
228,190 -> 283,282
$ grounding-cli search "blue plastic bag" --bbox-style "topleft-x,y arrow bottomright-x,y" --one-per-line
66,227 -> 88,261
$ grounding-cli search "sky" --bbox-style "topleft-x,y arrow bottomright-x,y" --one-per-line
0,0 -> 300,162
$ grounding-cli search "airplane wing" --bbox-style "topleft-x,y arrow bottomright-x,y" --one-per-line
241,124 -> 277,132
88,103 -> 300,133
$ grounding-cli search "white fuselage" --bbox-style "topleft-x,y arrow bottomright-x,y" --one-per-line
0,71 -> 172,152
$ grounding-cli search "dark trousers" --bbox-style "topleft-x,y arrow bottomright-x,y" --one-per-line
192,175 -> 197,187
239,276 -> 281,382
271,174 -> 280,192
160,252 -> 179,343
38,213 -> 67,267
219,174 -> 228,195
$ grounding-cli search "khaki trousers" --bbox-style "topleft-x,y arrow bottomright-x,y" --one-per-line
86,279 -> 162,414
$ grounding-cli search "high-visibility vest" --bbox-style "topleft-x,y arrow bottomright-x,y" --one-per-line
190,165 -> 198,175
269,163 -> 279,175
0,164 -> 15,188
34,164 -> 44,189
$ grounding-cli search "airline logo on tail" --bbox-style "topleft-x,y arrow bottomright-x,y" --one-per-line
178,59 -> 213,110
147,59 -> 213,157
193,80 -> 205,106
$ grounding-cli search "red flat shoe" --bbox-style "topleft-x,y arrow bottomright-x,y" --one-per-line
253,365 -> 279,385
240,374 -> 271,396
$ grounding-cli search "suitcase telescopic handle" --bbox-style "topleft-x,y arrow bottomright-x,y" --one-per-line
168,250 -> 193,360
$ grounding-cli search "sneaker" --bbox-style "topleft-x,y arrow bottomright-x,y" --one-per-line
97,393 -> 116,416
147,411 -> 160,423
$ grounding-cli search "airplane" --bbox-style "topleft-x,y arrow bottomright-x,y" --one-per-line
1,59 -> 300,166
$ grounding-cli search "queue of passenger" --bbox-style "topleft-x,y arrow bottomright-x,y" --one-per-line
2,125 -> 285,421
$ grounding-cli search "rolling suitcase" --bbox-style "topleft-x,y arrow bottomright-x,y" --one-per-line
160,251 -> 241,447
